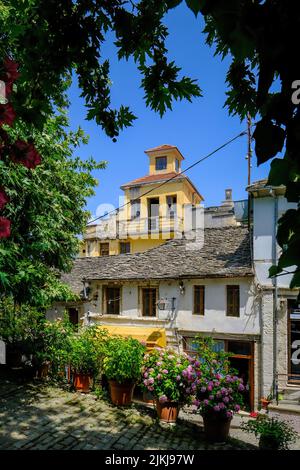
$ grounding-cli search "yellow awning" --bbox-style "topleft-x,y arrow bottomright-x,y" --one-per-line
98,325 -> 166,349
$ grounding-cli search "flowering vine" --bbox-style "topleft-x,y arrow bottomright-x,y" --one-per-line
0,56 -> 42,238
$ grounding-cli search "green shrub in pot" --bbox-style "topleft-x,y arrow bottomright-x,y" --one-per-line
103,335 -> 146,383
241,415 -> 298,450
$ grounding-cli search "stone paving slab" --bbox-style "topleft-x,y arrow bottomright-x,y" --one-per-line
0,377 -> 298,451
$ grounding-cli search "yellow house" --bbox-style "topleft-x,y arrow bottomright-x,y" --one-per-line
80,145 -> 203,257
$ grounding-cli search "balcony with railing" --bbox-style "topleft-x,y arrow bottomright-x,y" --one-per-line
84,215 -> 185,240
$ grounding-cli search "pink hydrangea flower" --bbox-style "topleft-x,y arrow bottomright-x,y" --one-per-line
159,395 -> 168,403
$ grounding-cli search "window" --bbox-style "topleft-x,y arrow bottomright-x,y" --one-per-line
175,158 -> 180,172
87,242 -> 91,256
166,195 -> 177,219
100,243 -> 109,256
104,286 -> 120,315
226,285 -> 240,317
155,156 -> 167,171
142,288 -> 157,317
120,242 -> 130,254
131,199 -> 141,219
193,285 -> 205,315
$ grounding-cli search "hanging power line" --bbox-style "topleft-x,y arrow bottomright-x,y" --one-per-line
87,129 -> 248,225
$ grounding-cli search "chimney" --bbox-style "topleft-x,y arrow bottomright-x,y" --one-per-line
222,189 -> 234,209
225,188 -> 232,201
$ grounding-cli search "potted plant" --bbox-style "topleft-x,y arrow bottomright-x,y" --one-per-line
260,394 -> 272,410
241,415 -> 298,450
194,372 -> 246,442
141,347 -> 202,423
68,326 -> 107,392
103,335 -> 146,406
192,336 -> 245,442
33,315 -> 75,379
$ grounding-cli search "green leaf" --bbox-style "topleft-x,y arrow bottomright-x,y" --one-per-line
253,119 -> 285,165
185,0 -> 203,16
290,271 -> 300,289
267,158 -> 290,186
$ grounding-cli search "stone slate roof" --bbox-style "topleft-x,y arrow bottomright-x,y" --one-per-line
61,226 -> 253,294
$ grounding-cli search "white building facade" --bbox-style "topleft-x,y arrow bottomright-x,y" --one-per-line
248,180 -> 300,424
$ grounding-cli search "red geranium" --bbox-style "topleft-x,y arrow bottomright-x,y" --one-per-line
0,103 -> 16,126
3,57 -> 20,82
10,140 -> 42,169
0,188 -> 9,210
0,216 -> 11,238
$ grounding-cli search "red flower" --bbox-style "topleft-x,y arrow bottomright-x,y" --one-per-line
0,216 -> 11,238
0,103 -> 16,127
0,188 -> 9,210
249,411 -> 258,418
3,57 -> 20,82
10,140 -> 42,169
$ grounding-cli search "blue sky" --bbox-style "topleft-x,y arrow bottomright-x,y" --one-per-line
67,3 -> 270,219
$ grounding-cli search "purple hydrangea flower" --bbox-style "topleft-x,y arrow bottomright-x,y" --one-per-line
223,396 -> 230,403
162,369 -> 168,375
226,411 -> 233,418
144,372 -> 148,378
157,374 -> 162,380
235,404 -> 241,412
238,384 -> 245,392
176,375 -> 181,381
201,386 -> 206,393
213,405 -> 220,412
192,399 -> 200,407
148,377 -> 154,385
203,399 -> 209,406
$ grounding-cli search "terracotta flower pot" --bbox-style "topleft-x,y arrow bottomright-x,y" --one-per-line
202,413 -> 232,443
73,372 -> 92,393
108,379 -> 135,405
156,400 -> 180,423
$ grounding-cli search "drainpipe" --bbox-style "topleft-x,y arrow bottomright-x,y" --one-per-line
271,190 -> 279,403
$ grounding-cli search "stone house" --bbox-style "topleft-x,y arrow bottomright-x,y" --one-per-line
49,225 -> 261,410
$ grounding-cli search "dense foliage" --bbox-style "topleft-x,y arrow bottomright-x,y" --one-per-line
0,113 -> 105,306
188,0 -> 300,289
0,0 -> 201,138
67,326 -> 108,376
102,335 -> 146,383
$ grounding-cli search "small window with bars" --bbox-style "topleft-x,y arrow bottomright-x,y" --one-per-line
226,285 -> 240,317
193,285 -> 205,315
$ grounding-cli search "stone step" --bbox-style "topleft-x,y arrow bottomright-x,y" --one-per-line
280,399 -> 300,405
279,388 -> 300,403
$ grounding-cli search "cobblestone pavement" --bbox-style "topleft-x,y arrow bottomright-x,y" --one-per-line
0,375 -> 299,451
